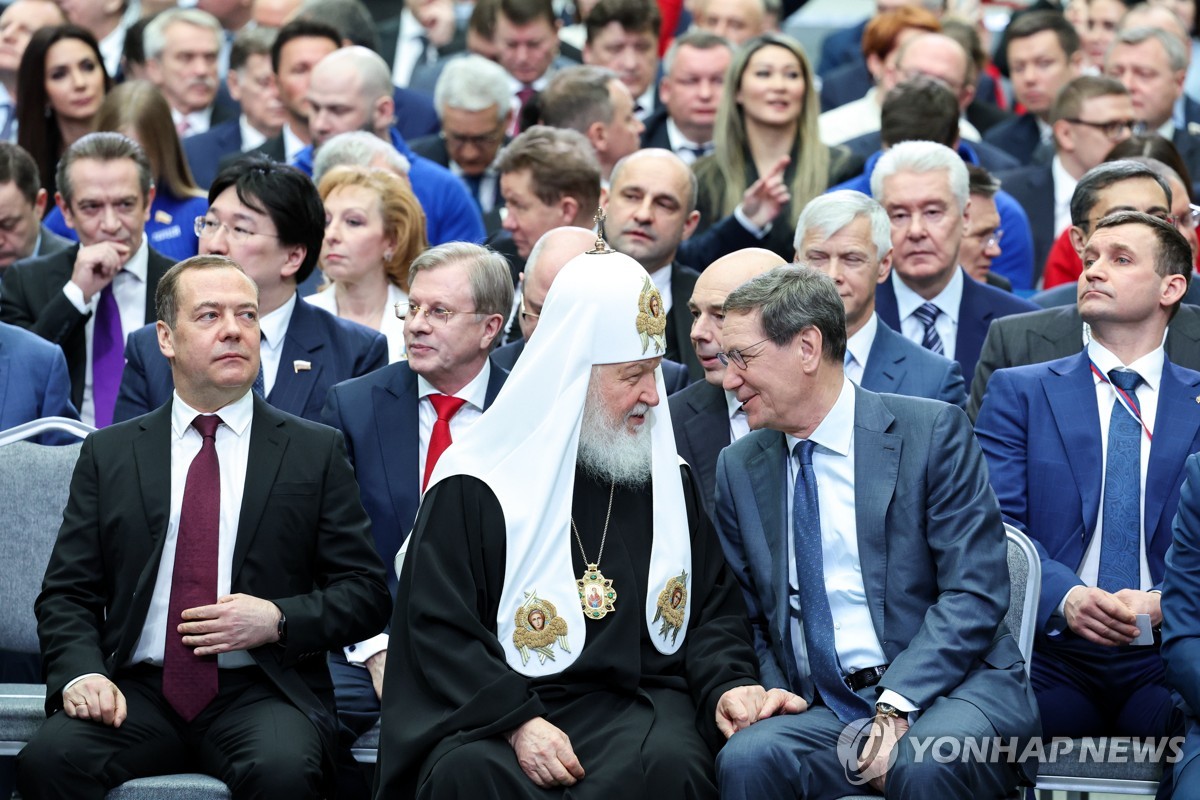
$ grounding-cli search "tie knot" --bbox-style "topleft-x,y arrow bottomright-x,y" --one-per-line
1109,369 -> 1142,393
912,302 -> 940,326
430,393 -> 467,421
192,414 -> 222,440
793,439 -> 816,466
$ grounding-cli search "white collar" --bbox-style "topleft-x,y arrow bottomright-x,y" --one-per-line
258,291 -> 296,353
114,237 -> 150,282
845,311 -> 878,368
1087,339 -> 1165,393
283,123 -> 307,162
1051,155 -> 1078,198
892,266 -> 963,325
417,359 -> 492,410
170,387 -> 255,439
725,387 -> 743,420
665,117 -> 711,151
238,114 -> 268,151
785,374 -> 854,458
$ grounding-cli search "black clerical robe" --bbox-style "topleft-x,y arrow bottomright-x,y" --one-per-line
374,465 -> 759,799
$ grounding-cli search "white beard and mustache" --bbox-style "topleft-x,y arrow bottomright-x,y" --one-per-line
577,380 -> 653,488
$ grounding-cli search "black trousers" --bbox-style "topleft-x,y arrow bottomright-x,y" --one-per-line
16,665 -> 324,800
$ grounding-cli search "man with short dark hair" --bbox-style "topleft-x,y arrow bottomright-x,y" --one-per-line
641,30 -> 732,163
976,210 -> 1199,743
539,65 -> 644,184
15,253 -> 391,800
582,0 -> 660,120
0,133 -> 174,428
495,0 -> 573,133
959,166 -> 1010,290
113,156 -> 388,424
0,142 -> 70,277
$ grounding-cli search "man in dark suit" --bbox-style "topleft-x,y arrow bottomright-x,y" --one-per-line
144,9 -> 239,138
376,0 -> 464,87
321,243 -> 513,796
639,30 -> 732,164
0,320 -> 77,432
871,140 -> 1038,383
1162,454 -> 1200,797
997,76 -> 1134,282
0,133 -> 174,428
797,190 -> 967,408
581,0 -> 661,120
14,254 -> 391,800
977,210 -> 1197,743
0,142 -> 70,280
983,12 -> 1081,166
670,247 -> 784,517
714,265 -> 1039,798
113,158 -> 387,424
184,27 -> 287,189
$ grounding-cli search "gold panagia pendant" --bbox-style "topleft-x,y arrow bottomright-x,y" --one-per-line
577,564 -> 616,619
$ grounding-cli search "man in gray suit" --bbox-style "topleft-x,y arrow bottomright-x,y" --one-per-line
795,190 -> 967,409
713,266 -> 1039,798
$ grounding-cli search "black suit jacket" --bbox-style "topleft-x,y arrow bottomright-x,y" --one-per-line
967,303 -> 1200,420
982,113 -> 1047,166
640,108 -> 672,149
35,396 -> 391,779
667,262 -> 703,381
996,162 -> 1055,282
669,379 -> 728,518
184,118 -> 243,189
0,245 -> 175,409
819,60 -> 872,111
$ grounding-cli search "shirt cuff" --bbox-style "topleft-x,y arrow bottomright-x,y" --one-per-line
62,281 -> 94,314
344,633 -> 389,665
64,673 -> 106,693
1050,585 -> 1086,636
877,689 -> 918,713
733,204 -> 772,238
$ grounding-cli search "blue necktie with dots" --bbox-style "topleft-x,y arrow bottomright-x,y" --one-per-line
1098,370 -> 1143,593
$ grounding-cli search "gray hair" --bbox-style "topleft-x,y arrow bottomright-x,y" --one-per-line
662,29 -> 732,75
1111,26 -> 1188,72
434,54 -> 513,121
230,25 -> 277,73
144,8 -> 222,61
409,242 -> 515,319
723,265 -> 847,364
870,140 -> 969,210
316,45 -> 394,102
539,65 -> 618,132
793,190 -> 892,261
57,132 -> 154,207
312,131 -> 411,184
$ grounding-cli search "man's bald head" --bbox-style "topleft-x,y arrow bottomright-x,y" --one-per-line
690,247 -> 785,385
520,226 -> 598,340
307,46 -> 395,145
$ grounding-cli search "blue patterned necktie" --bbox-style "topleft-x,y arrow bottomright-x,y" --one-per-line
792,439 -> 872,723
1098,370 -> 1143,593
911,302 -> 944,355
252,331 -> 266,397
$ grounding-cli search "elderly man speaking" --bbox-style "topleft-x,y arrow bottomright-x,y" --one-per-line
374,238 -> 802,798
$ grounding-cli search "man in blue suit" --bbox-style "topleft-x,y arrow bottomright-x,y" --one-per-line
320,243 -> 514,797
0,320 -> 77,433
1162,454 -> 1200,798
113,158 -> 387,424
713,266 -> 1038,799
870,141 -> 1038,384
976,210 -> 1199,741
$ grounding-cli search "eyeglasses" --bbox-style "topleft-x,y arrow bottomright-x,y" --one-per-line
519,297 -> 539,322
1063,118 -> 1137,140
1175,204 -> 1200,231
194,217 -> 279,242
716,337 -> 773,369
396,301 -> 480,324
969,228 -> 1005,250
441,128 -> 505,150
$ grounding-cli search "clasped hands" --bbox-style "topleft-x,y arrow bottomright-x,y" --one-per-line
61,594 -> 282,727
1064,586 -> 1160,645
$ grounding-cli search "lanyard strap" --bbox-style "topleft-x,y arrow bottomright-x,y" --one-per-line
1090,361 -> 1153,442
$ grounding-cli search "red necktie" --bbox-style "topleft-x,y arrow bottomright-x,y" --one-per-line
162,414 -> 222,722
423,394 -> 467,491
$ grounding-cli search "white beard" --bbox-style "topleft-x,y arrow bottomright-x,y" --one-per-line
577,382 -> 653,488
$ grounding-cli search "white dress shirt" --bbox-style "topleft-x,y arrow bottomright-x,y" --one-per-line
171,106 -> 214,138
238,114 -> 267,152
893,268 -> 962,362
665,119 -> 713,166
1051,156 -> 1077,238
305,282 -> 408,363
725,389 -> 750,442
282,123 -> 307,162
649,263 -> 673,315
391,10 -> 432,87
843,312 -> 879,386
62,239 -> 150,426
784,376 -> 914,711
129,390 -> 257,669
258,292 -> 296,397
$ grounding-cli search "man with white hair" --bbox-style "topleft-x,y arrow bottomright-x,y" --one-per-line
144,8 -> 234,137
311,131 -> 411,185
411,54 -> 513,217
296,45 -> 485,245
871,140 -> 1037,383
374,240 -> 801,798
795,190 -> 965,408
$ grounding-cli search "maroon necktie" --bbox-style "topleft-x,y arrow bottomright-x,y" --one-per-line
513,86 -> 536,135
423,394 -> 466,491
162,414 -> 222,721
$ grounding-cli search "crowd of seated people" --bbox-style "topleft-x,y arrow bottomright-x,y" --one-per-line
5,0 -> 1200,797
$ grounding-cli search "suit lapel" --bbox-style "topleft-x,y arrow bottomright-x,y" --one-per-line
955,272 -> 993,366
852,387 -> 898,642
143,250 -> 173,324
861,322 -> 905,393
0,336 -> 8,422
874,279 -> 901,330
376,364 -> 421,539
1027,306 -> 1084,363
684,382 -> 731,490
1145,361 -> 1200,551
268,300 -> 324,417
132,403 -> 173,541
484,358 -> 506,407
746,432 -> 790,640
1045,352 -> 1103,537
232,397 -> 288,581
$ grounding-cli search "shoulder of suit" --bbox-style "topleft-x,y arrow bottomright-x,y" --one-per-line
329,359 -> 413,401
305,300 -> 386,348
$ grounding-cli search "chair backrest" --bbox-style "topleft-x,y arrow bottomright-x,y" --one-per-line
0,416 -> 93,447
0,439 -> 83,653
1004,523 -> 1040,674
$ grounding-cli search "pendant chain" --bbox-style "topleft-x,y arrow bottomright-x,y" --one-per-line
571,481 -> 615,568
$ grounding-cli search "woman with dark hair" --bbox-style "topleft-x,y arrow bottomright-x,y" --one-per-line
17,24 -> 110,205
43,80 -> 208,260
693,32 -> 860,261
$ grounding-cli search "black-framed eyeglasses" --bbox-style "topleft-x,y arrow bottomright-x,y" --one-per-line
970,228 -> 1005,249
1063,118 -> 1136,140
440,128 -> 505,150
717,337 -> 773,369
395,302 -> 480,324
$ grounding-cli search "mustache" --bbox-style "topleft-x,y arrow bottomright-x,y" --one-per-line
625,402 -> 651,420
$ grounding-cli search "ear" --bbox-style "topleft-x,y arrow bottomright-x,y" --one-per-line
586,119 -> 607,154
658,75 -> 672,105
560,194 -> 580,226
1162,271 -> 1188,309
374,95 -> 396,135
797,326 -> 824,373
33,188 -> 47,218
480,311 -> 504,349
1069,225 -> 1087,255
55,192 -> 74,231
1053,118 -> 1073,152
226,69 -> 244,104
680,208 -> 701,242
865,52 -> 885,82
157,319 -> 176,360
876,247 -> 893,283
280,244 -> 305,279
